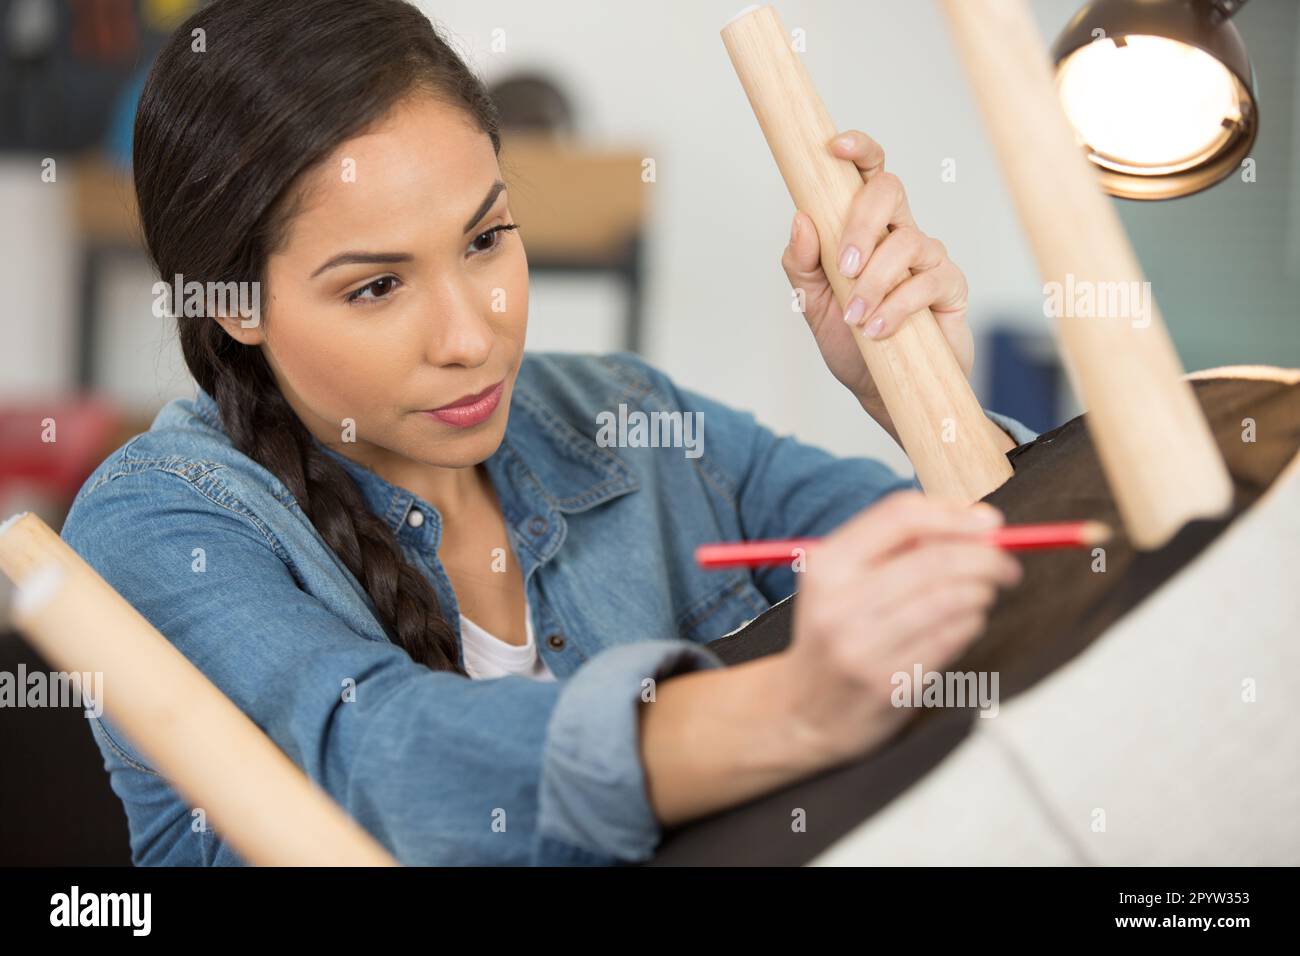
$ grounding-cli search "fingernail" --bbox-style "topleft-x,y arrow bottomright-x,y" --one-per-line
968,505 -> 1002,529
843,297 -> 867,325
838,245 -> 861,277
864,315 -> 885,338
835,135 -> 854,151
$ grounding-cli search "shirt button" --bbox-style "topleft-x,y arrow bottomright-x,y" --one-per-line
546,633 -> 566,651
528,515 -> 548,536
406,509 -> 425,528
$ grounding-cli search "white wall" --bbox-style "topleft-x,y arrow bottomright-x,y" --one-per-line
0,155 -> 75,401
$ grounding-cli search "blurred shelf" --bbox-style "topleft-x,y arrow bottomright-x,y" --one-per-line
500,133 -> 648,265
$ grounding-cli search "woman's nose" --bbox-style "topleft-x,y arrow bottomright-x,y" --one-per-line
423,293 -> 495,368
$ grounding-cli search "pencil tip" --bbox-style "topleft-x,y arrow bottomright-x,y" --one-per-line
1084,520 -> 1112,545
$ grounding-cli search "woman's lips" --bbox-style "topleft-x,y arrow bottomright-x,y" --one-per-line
422,380 -> 505,428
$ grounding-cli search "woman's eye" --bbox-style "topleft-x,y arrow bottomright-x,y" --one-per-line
469,223 -> 518,256
343,226 -> 516,304
346,275 -> 399,304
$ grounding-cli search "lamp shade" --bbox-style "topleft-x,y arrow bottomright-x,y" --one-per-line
1052,0 -> 1259,199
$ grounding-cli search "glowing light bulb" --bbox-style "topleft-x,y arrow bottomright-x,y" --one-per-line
1056,34 -> 1246,175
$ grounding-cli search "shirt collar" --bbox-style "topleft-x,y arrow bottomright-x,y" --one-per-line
190,377 -> 639,536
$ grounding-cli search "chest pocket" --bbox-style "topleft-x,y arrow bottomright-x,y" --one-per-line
676,572 -> 771,645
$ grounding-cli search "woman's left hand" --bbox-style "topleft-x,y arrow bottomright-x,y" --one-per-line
781,130 -> 973,433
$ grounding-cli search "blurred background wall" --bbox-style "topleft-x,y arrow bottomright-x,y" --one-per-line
1,0 -> 1296,513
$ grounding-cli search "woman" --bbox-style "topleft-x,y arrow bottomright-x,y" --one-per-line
61,0 -> 1031,865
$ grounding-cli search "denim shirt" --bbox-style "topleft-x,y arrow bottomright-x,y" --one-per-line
59,350 -> 1035,866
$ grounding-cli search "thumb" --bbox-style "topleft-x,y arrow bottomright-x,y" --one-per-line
782,211 -> 823,278
781,212 -> 837,319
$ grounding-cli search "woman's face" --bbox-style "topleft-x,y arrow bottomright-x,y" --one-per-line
221,92 -> 528,477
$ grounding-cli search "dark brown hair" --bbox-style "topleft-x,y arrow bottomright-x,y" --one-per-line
133,0 -> 500,672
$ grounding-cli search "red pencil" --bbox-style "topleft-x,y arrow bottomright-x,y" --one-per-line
694,520 -> 1112,570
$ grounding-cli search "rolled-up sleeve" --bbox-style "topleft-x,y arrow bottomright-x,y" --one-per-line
985,409 -> 1038,448
60,467 -> 722,866
536,640 -> 721,864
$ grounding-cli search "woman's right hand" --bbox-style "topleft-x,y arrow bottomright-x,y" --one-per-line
781,490 -> 1022,765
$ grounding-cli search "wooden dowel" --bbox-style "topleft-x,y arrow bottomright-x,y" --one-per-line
0,512 -> 398,867
721,5 -> 1014,503
938,0 -> 1233,548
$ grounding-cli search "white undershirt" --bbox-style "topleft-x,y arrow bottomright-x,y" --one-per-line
459,597 -> 556,681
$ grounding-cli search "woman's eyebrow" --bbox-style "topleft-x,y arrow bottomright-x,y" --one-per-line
310,181 -> 508,279
311,251 -> 413,278
462,180 -> 507,235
